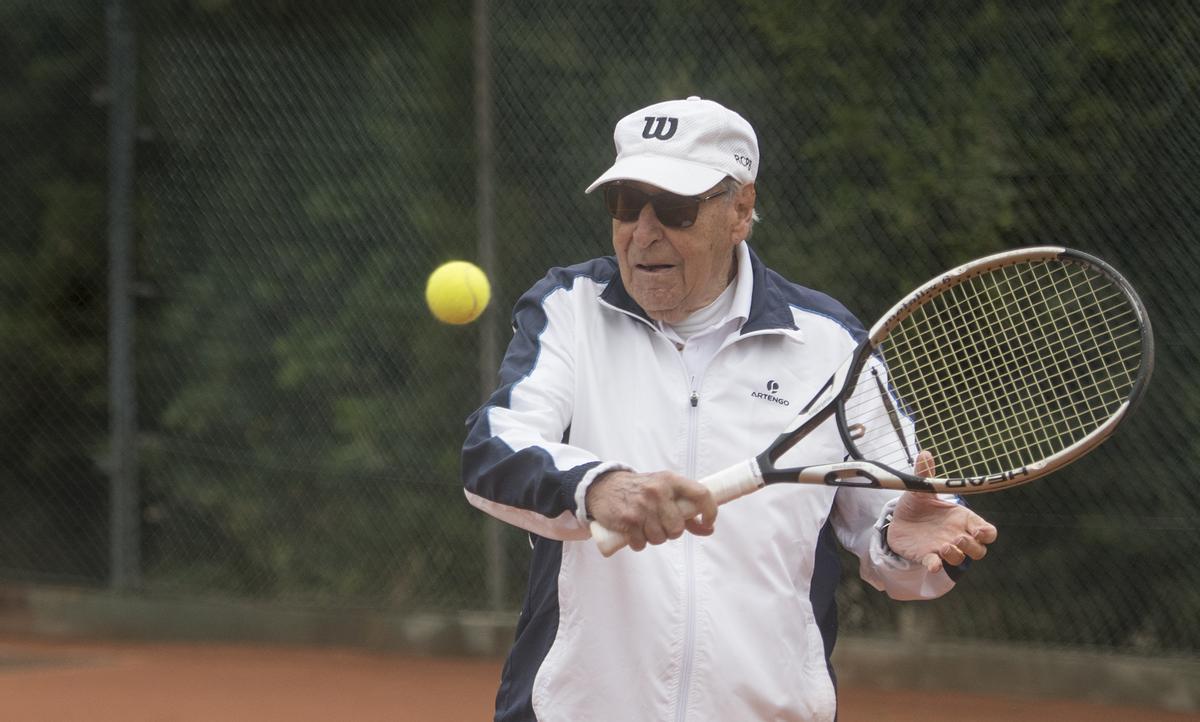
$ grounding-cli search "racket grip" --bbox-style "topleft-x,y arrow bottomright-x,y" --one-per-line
590,519 -> 636,558
702,458 -> 765,505
589,459 -> 764,557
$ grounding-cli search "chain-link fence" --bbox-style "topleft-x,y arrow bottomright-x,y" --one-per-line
2,0 -> 1198,658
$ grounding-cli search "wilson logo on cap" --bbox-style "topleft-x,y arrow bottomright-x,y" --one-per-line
641,116 -> 679,140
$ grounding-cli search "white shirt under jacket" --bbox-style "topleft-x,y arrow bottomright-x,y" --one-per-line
462,241 -> 957,722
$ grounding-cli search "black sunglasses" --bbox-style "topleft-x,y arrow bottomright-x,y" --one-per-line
602,183 -> 728,229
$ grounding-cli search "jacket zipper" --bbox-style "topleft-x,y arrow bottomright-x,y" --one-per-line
675,374 -> 701,722
598,294 -> 802,721
673,332 -> 781,721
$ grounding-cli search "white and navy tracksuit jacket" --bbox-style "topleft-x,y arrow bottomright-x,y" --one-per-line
463,242 -> 958,722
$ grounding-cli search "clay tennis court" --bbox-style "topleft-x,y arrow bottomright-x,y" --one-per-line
1,636 -> 1195,721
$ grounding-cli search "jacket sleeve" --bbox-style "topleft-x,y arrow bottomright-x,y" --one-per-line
461,270 -> 620,540
830,489 -> 958,600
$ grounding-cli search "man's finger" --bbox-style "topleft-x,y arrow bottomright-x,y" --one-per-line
626,528 -> 648,552
921,552 -> 943,573
677,483 -> 718,529
643,518 -> 668,546
658,500 -> 687,540
970,521 -> 999,544
939,542 -> 967,566
954,535 -> 989,561
914,450 -> 937,478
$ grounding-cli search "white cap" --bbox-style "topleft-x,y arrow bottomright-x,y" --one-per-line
585,96 -> 759,196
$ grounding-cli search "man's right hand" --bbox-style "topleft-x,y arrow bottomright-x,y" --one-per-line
585,470 -> 718,551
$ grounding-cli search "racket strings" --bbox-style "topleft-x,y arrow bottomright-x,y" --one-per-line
919,276 -> 1057,447
1076,269 -> 1139,401
913,263 -> 1139,475
850,272 -> 1110,449
903,263 -> 1138,476
890,348 -> 1139,476
897,276 -> 1139,461
843,259 -> 1144,480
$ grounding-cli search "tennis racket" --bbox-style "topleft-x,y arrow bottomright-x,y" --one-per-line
591,246 -> 1154,556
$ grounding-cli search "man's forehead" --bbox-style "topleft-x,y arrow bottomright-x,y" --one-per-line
614,179 -> 724,196
622,180 -> 667,194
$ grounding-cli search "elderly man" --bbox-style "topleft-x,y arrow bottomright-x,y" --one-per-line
463,96 -> 996,722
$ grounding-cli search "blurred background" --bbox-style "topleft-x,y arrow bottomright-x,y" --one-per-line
1,0 -> 1197,712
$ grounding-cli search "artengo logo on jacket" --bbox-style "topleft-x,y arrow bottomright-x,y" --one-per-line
751,380 -> 789,406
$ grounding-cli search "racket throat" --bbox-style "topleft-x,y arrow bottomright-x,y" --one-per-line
759,454 -> 936,493
870,367 -> 914,466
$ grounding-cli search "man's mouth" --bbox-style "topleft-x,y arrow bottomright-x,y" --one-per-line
636,263 -> 674,272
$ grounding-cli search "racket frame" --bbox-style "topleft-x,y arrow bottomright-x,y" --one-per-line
756,245 -> 1154,495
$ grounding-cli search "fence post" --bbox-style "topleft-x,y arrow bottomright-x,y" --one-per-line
474,0 -> 506,611
106,0 -> 141,591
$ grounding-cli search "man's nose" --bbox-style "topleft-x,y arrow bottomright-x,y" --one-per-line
630,202 -> 663,246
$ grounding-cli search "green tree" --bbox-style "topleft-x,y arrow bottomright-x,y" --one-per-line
743,0 -> 1200,652
135,0 -> 488,605
0,1 -> 110,582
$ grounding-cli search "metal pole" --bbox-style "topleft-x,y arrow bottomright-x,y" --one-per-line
474,0 -> 505,610
106,0 -> 141,591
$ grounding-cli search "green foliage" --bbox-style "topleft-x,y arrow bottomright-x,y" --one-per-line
127,1 -> 484,605
742,0 -> 1022,306
0,0 -> 109,582
734,0 -> 1199,652
1,0 -> 1196,653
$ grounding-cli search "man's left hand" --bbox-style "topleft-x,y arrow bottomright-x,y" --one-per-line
884,451 -> 999,573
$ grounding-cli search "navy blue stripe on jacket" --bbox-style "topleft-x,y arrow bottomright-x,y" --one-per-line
494,535 -> 562,722
462,259 -> 617,518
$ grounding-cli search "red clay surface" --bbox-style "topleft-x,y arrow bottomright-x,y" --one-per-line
0,636 -> 1195,721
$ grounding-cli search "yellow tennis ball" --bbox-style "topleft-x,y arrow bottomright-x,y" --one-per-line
425,260 -> 491,324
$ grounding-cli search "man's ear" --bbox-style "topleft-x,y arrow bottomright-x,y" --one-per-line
731,182 -> 756,241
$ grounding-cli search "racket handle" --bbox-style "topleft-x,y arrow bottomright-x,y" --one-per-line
590,459 -> 764,557
703,458 -> 766,505
589,520 -> 635,558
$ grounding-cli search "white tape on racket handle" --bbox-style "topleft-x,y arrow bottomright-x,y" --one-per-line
590,459 -> 765,557
701,458 -> 766,505
589,520 -> 628,557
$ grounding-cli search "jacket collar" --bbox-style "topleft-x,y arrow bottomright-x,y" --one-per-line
599,242 -> 799,334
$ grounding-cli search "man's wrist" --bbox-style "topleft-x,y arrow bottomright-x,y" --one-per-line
574,462 -> 632,524
878,510 -> 900,559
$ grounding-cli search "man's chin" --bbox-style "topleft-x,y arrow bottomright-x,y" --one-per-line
641,302 -> 686,325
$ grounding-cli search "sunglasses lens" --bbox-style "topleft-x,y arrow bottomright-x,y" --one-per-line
651,196 -> 698,228
604,186 -> 645,222
602,185 -> 701,228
